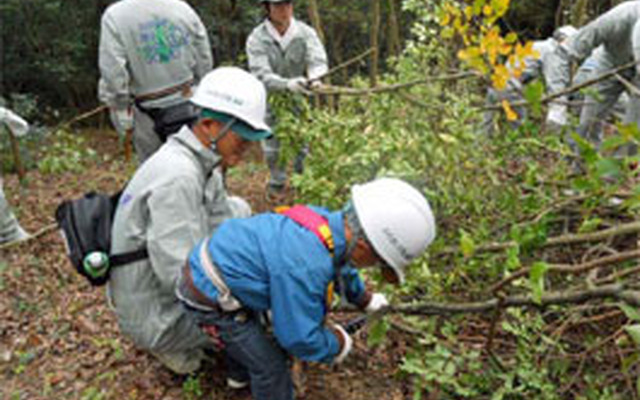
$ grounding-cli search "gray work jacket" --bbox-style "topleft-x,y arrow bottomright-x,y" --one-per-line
108,126 -> 234,353
98,0 -> 213,109
246,18 -> 328,92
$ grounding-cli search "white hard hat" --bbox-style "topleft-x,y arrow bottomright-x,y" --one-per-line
553,25 -> 578,42
351,178 -> 436,284
191,67 -> 271,139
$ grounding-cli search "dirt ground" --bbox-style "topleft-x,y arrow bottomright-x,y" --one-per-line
1,128 -> 414,400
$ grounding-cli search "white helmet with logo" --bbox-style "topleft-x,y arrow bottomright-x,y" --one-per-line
191,67 -> 271,139
351,178 -> 436,284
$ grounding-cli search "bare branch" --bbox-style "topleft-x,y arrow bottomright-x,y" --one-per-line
313,71 -> 478,96
388,284 -> 640,316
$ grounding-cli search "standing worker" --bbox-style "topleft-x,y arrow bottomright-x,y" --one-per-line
557,1 -> 640,157
0,107 -> 30,244
246,0 -> 328,201
98,0 -> 213,163
482,26 -> 577,135
109,67 -> 271,375
176,178 -> 437,399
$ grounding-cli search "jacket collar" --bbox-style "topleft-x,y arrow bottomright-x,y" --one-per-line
170,125 -> 222,175
265,17 -> 299,49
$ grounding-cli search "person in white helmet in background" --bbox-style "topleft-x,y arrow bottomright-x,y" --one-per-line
481,25 -> 577,135
176,177 -> 436,399
556,1 -> 640,158
246,0 -> 328,201
109,67 -> 272,375
0,107 -> 31,244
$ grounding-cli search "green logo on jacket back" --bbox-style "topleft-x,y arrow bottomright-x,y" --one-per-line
138,18 -> 189,64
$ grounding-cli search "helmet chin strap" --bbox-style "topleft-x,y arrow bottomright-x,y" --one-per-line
208,117 -> 237,153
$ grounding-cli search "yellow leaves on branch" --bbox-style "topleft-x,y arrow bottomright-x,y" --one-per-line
439,0 -> 539,95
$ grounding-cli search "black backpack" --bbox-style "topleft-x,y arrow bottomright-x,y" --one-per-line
55,191 -> 147,286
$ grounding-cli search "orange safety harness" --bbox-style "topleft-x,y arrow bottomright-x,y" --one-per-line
276,205 -> 337,309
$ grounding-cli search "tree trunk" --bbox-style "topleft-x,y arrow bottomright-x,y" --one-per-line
370,0 -> 381,87
306,0 -> 333,109
387,0 -> 401,57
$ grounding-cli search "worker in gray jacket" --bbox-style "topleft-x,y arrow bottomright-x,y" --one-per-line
557,1 -> 640,156
98,0 -> 213,163
482,26 -> 576,135
0,107 -> 30,244
246,0 -> 328,200
109,67 -> 271,375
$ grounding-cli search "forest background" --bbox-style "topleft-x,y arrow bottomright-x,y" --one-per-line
2,0 -> 640,400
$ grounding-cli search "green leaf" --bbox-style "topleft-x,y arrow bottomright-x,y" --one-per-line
505,246 -> 521,271
529,262 -> 549,305
619,304 -> 640,322
460,229 -> 475,257
523,81 -> 544,117
625,324 -> 640,346
595,158 -> 622,181
367,319 -> 389,347
577,217 -> 602,234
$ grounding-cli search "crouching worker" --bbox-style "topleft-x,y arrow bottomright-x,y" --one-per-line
109,67 -> 271,375
176,178 -> 436,399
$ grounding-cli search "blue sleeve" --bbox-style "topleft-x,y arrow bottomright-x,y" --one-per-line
336,266 -> 367,306
269,257 -> 340,363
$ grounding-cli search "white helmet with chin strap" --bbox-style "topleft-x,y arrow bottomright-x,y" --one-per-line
191,67 -> 271,141
351,178 -> 436,284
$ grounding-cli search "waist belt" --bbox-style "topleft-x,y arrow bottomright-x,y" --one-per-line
135,79 -> 194,104
196,240 -> 243,312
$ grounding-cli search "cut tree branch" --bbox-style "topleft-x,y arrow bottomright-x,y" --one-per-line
489,249 -> 640,293
386,284 -> 640,316
440,220 -> 640,256
313,71 -> 478,96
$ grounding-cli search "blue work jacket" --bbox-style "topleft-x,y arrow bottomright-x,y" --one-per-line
187,206 -> 366,363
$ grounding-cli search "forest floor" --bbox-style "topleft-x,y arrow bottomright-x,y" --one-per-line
1,128 -> 414,400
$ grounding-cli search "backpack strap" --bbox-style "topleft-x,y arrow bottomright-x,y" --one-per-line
276,205 -> 335,258
110,248 -> 149,268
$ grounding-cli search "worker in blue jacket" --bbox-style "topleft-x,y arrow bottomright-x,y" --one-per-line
176,178 -> 436,400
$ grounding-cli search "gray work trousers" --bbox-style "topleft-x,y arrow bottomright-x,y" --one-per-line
0,178 -> 28,244
571,24 -> 640,156
262,135 -> 308,189
133,107 -> 163,165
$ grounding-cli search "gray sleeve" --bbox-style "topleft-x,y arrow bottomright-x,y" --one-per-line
98,11 -> 131,109
542,44 -> 570,97
246,32 -> 289,91
190,10 -> 213,82
146,180 -> 207,290
304,28 -> 328,79
565,6 -> 625,61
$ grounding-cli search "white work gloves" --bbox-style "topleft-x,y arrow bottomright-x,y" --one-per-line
365,293 -> 389,313
332,323 -> 353,364
109,107 -> 134,138
0,107 -> 29,137
546,103 -> 568,130
286,77 -> 309,93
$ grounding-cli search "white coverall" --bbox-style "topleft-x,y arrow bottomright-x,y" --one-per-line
482,38 -> 570,135
98,0 -> 213,163
0,107 -> 30,244
109,126 -> 250,374
246,18 -> 328,190
558,1 -> 640,154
